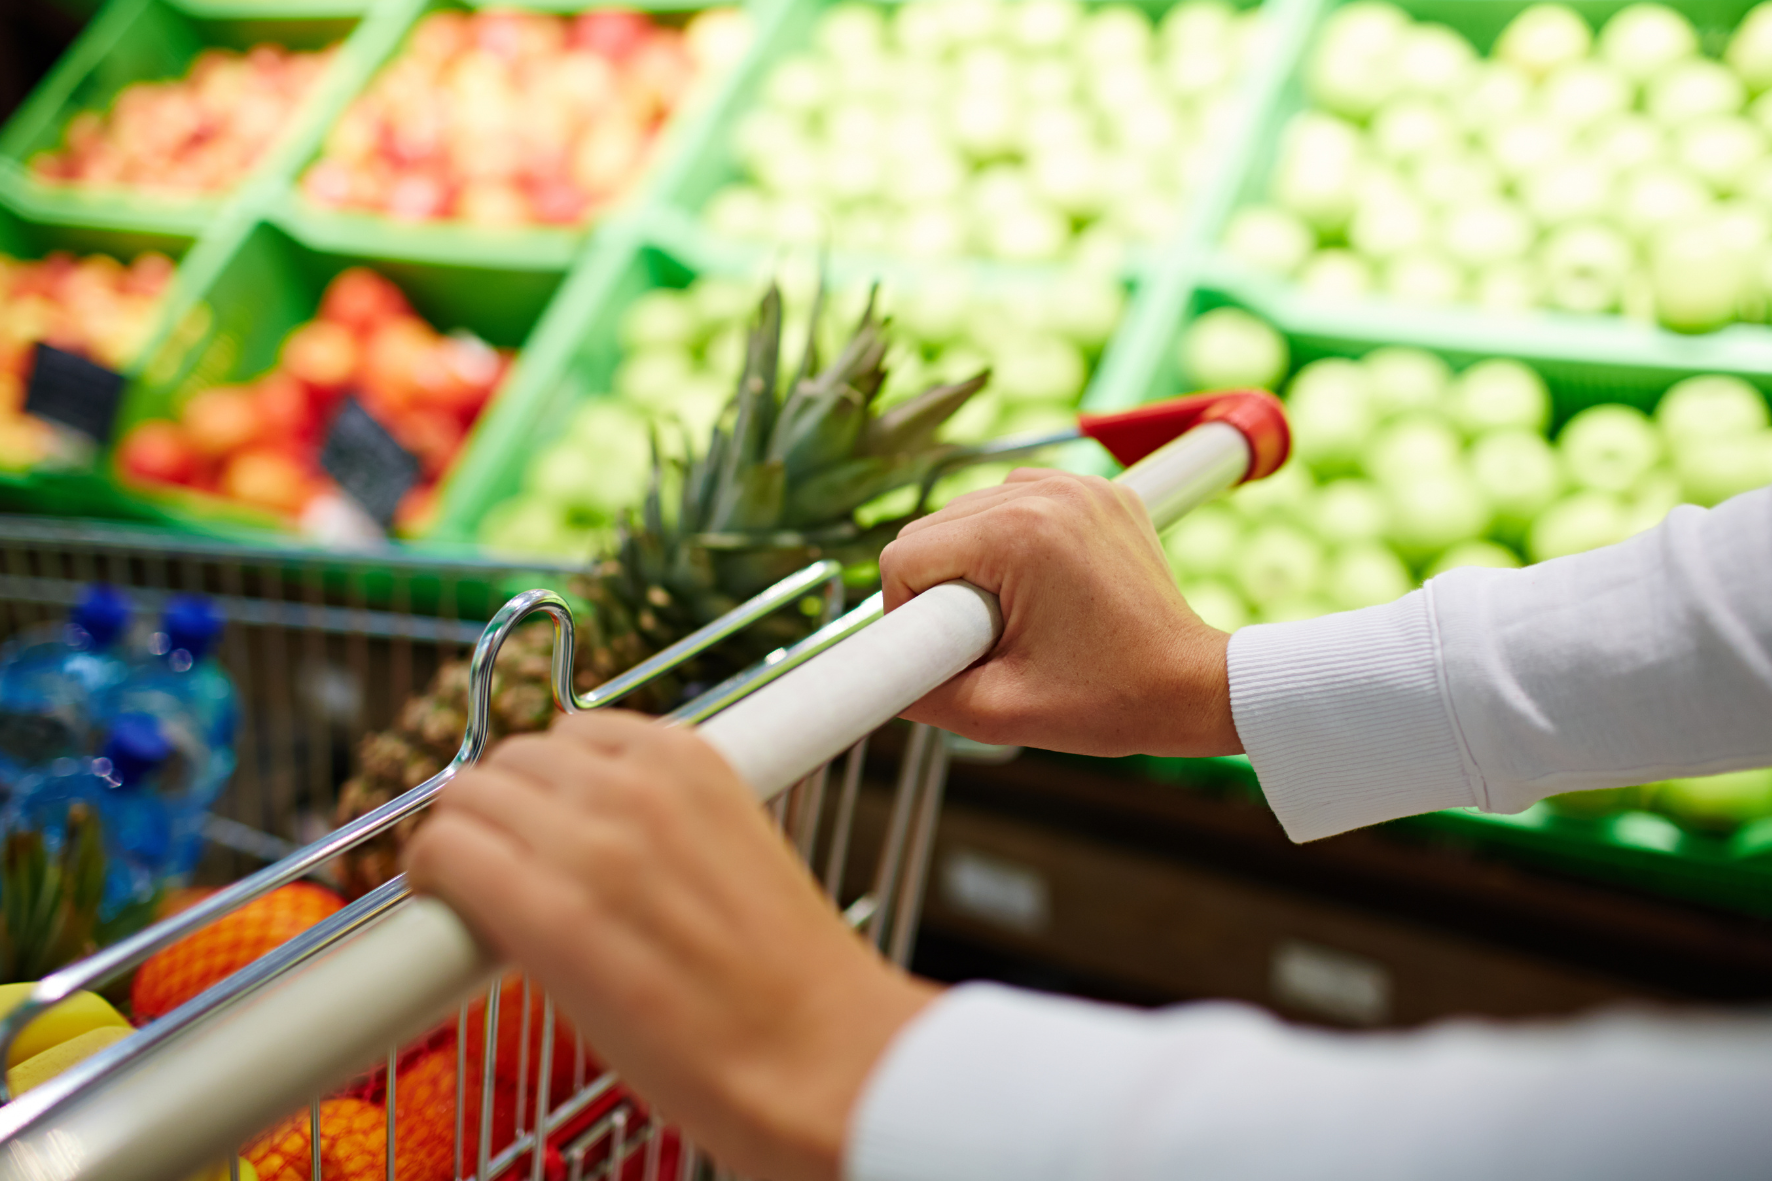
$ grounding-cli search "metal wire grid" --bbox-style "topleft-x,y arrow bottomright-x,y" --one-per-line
0,517 -> 953,1181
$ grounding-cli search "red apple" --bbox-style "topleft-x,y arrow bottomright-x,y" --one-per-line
254,372 -> 318,442
281,319 -> 360,390
362,315 -> 437,410
221,446 -> 313,515
386,172 -> 451,220
117,421 -> 199,485
319,267 -> 411,334
391,408 -> 464,479
571,9 -> 652,61
181,386 -> 264,458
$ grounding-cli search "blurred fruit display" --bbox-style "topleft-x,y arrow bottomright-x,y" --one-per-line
1224,0 -> 1772,333
476,263 -> 1126,559
301,6 -> 752,227
1167,305 -> 1772,632
1168,305 -> 1772,829
0,250 -> 176,471
30,45 -> 336,198
113,267 -> 511,530
701,0 -> 1265,265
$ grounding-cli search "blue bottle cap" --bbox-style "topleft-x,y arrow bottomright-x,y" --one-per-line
103,712 -> 171,788
71,584 -> 130,649
163,595 -> 224,662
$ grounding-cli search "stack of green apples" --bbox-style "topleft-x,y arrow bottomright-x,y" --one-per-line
1162,307 -> 1772,633
703,0 -> 1265,265
1224,0 -> 1772,332
477,265 -> 1125,558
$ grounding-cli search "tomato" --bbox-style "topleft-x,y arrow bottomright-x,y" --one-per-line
318,267 -> 411,334
571,9 -> 653,60
181,386 -> 264,458
281,320 -> 360,391
117,421 -> 199,485
221,447 -> 314,516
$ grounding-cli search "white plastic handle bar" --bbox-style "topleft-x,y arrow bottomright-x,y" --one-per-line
0,422 -> 1253,1181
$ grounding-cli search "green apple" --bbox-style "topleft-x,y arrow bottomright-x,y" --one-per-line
1381,250 -> 1465,305
1044,270 -> 1126,349
1428,539 -> 1521,578
1528,490 -> 1627,560
1178,578 -> 1250,633
1396,22 -> 1477,99
1521,157 -> 1616,227
1727,1 -> 1772,93
1483,118 -> 1571,184
1305,1 -> 1410,120
615,348 -> 696,405
1385,470 -> 1491,556
995,335 -> 1087,403
1455,61 -> 1534,133
1286,358 -> 1376,472
1297,249 -> 1375,300
1584,113 -> 1667,173
1438,197 -> 1538,265
1235,522 -> 1324,606
1616,165 -> 1712,242
997,401 -> 1076,437
1539,221 -> 1634,315
1371,96 -> 1459,162
1544,784 -> 1645,819
1365,347 -> 1451,417
1673,117 -> 1765,195
1450,358 -> 1551,434
478,495 -> 583,560
1653,768 -> 1772,830
1313,478 -> 1391,543
1362,413 -> 1464,485
1655,374 -> 1770,445
1179,307 -> 1290,392
1223,205 -> 1316,277
1259,596 -> 1336,623
1646,59 -> 1745,125
1273,112 -> 1366,233
1472,261 -> 1542,311
1326,542 -> 1414,609
1650,218 -> 1751,333
1494,5 -> 1593,79
1672,432 -> 1772,505
1540,61 -> 1632,130
1470,428 -> 1563,525
1597,4 -> 1697,83
1164,502 -> 1244,577
1620,467 -> 1684,534
1409,147 -> 1503,209
620,290 -> 700,352
1231,458 -> 1316,522
1559,403 -> 1662,492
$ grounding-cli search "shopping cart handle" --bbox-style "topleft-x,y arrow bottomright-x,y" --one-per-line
1078,389 -> 1289,480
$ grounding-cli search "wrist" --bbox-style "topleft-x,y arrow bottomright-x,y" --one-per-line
1149,622 -> 1242,757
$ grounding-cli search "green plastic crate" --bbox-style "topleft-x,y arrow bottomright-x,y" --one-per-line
0,0 -> 373,238
658,0 -> 1275,273
269,0 -> 762,271
0,191 -> 199,517
1197,0 -> 1772,372
107,212 -> 570,538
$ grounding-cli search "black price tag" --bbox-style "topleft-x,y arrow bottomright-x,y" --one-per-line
320,397 -> 421,528
24,343 -> 125,444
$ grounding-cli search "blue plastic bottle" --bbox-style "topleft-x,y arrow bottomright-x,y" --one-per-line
10,713 -> 178,915
117,595 -> 237,749
0,584 -> 133,790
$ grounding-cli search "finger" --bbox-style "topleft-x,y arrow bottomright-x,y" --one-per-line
550,709 -> 661,755
880,515 -> 1005,612
438,761 -> 590,864
891,482 -> 1032,542
1004,466 -> 1059,484
404,809 -> 584,968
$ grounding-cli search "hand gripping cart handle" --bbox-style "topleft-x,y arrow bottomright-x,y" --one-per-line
0,391 -> 1288,1181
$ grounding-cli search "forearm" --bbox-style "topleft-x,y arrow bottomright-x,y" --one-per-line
1230,488 -> 1772,842
847,985 -> 1772,1181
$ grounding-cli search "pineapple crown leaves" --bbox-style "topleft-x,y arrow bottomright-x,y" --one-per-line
1,802 -> 105,984
680,275 -> 993,543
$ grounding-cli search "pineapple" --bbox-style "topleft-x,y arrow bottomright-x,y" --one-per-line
332,281 -> 990,898
1,801 -> 106,984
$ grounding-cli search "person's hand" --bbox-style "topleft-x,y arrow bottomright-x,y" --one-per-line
404,711 -> 937,1181
881,468 -> 1242,757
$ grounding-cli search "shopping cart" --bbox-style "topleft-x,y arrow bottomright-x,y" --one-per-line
0,391 -> 1287,1181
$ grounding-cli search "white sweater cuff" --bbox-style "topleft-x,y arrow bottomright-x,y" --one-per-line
1226,589 -> 1482,842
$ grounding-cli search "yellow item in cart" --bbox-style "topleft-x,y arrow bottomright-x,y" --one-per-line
187,1160 -> 258,1181
0,983 -> 131,1066
4,1023 -> 130,1094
